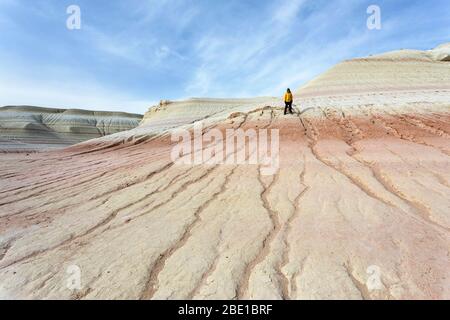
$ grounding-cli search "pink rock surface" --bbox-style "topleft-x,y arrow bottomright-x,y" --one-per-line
0,107 -> 448,300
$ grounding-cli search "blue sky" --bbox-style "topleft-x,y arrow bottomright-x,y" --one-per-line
0,0 -> 449,114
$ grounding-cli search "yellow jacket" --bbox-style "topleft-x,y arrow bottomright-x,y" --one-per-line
284,92 -> 293,103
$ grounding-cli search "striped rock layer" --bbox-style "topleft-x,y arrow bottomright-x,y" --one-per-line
0,106 -> 142,152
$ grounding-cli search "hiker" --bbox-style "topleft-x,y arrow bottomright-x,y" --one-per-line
284,88 -> 294,115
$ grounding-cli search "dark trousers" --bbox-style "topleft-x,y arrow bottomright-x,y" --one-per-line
284,101 -> 293,114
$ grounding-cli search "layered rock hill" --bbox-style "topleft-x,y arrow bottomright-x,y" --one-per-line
296,43 -> 450,105
0,44 -> 449,300
0,106 -> 142,152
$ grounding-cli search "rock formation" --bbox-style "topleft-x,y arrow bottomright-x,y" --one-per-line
0,44 -> 449,300
0,106 -> 142,152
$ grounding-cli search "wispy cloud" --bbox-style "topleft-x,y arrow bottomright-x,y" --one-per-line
272,0 -> 306,23
81,25 -> 158,68
155,45 -> 186,61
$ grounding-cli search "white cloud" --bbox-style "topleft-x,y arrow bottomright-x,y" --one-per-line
184,66 -> 213,97
272,0 -> 306,23
134,0 -> 199,30
155,45 -> 186,61
81,25 -> 158,69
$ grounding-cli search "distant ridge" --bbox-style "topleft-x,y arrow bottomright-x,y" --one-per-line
0,105 -> 143,152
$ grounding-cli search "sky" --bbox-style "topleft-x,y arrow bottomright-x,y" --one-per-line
0,0 -> 449,114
